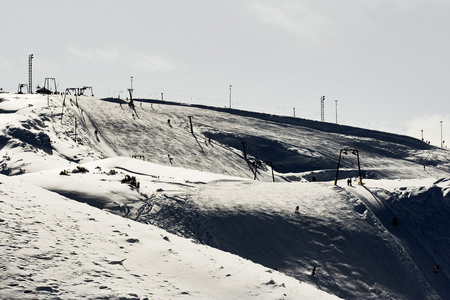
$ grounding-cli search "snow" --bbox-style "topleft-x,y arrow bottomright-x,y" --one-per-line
1,93 -> 450,299
1,174 -> 336,300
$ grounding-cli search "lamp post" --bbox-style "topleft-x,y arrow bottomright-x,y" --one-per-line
229,85 -> 232,108
320,96 -> 325,122
335,100 -> 338,124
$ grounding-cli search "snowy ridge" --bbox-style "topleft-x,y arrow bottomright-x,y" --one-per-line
1,94 -> 450,299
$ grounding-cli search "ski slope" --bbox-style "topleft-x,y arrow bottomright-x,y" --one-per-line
75,96 -> 450,182
1,174 -> 341,300
1,93 -> 450,299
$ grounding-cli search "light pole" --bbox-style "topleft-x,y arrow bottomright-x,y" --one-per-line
335,100 -> 338,124
441,121 -> 443,147
229,85 -> 232,108
320,96 -> 325,122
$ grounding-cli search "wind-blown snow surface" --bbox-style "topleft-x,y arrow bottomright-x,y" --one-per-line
1,94 -> 450,299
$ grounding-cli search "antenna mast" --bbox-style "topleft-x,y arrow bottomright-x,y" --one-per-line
28,54 -> 33,94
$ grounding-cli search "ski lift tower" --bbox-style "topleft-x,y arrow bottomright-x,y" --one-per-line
44,78 -> 57,94
28,54 -> 33,94
128,76 -> 134,105
79,86 -> 94,96
334,149 -> 363,185
128,88 -> 133,101
18,84 -> 28,94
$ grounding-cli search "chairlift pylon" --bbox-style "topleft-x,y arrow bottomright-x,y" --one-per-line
17,84 -> 28,94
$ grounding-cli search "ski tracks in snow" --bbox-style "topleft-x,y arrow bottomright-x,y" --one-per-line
69,104 -> 121,158
341,184 -> 449,300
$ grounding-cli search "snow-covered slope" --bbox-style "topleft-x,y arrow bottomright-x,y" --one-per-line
1,93 -> 450,299
1,174 -> 340,300
75,96 -> 450,181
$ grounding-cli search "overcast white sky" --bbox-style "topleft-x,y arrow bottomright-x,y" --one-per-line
2,0 -> 450,145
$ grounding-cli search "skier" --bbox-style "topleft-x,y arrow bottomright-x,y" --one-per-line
311,266 -> 316,276
433,264 -> 440,273
295,206 -> 300,214
392,216 -> 398,226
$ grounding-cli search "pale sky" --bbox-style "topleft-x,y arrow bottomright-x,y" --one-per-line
2,0 -> 450,145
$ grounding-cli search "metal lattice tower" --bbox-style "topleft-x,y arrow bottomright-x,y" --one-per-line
320,96 -> 325,122
28,54 -> 33,94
